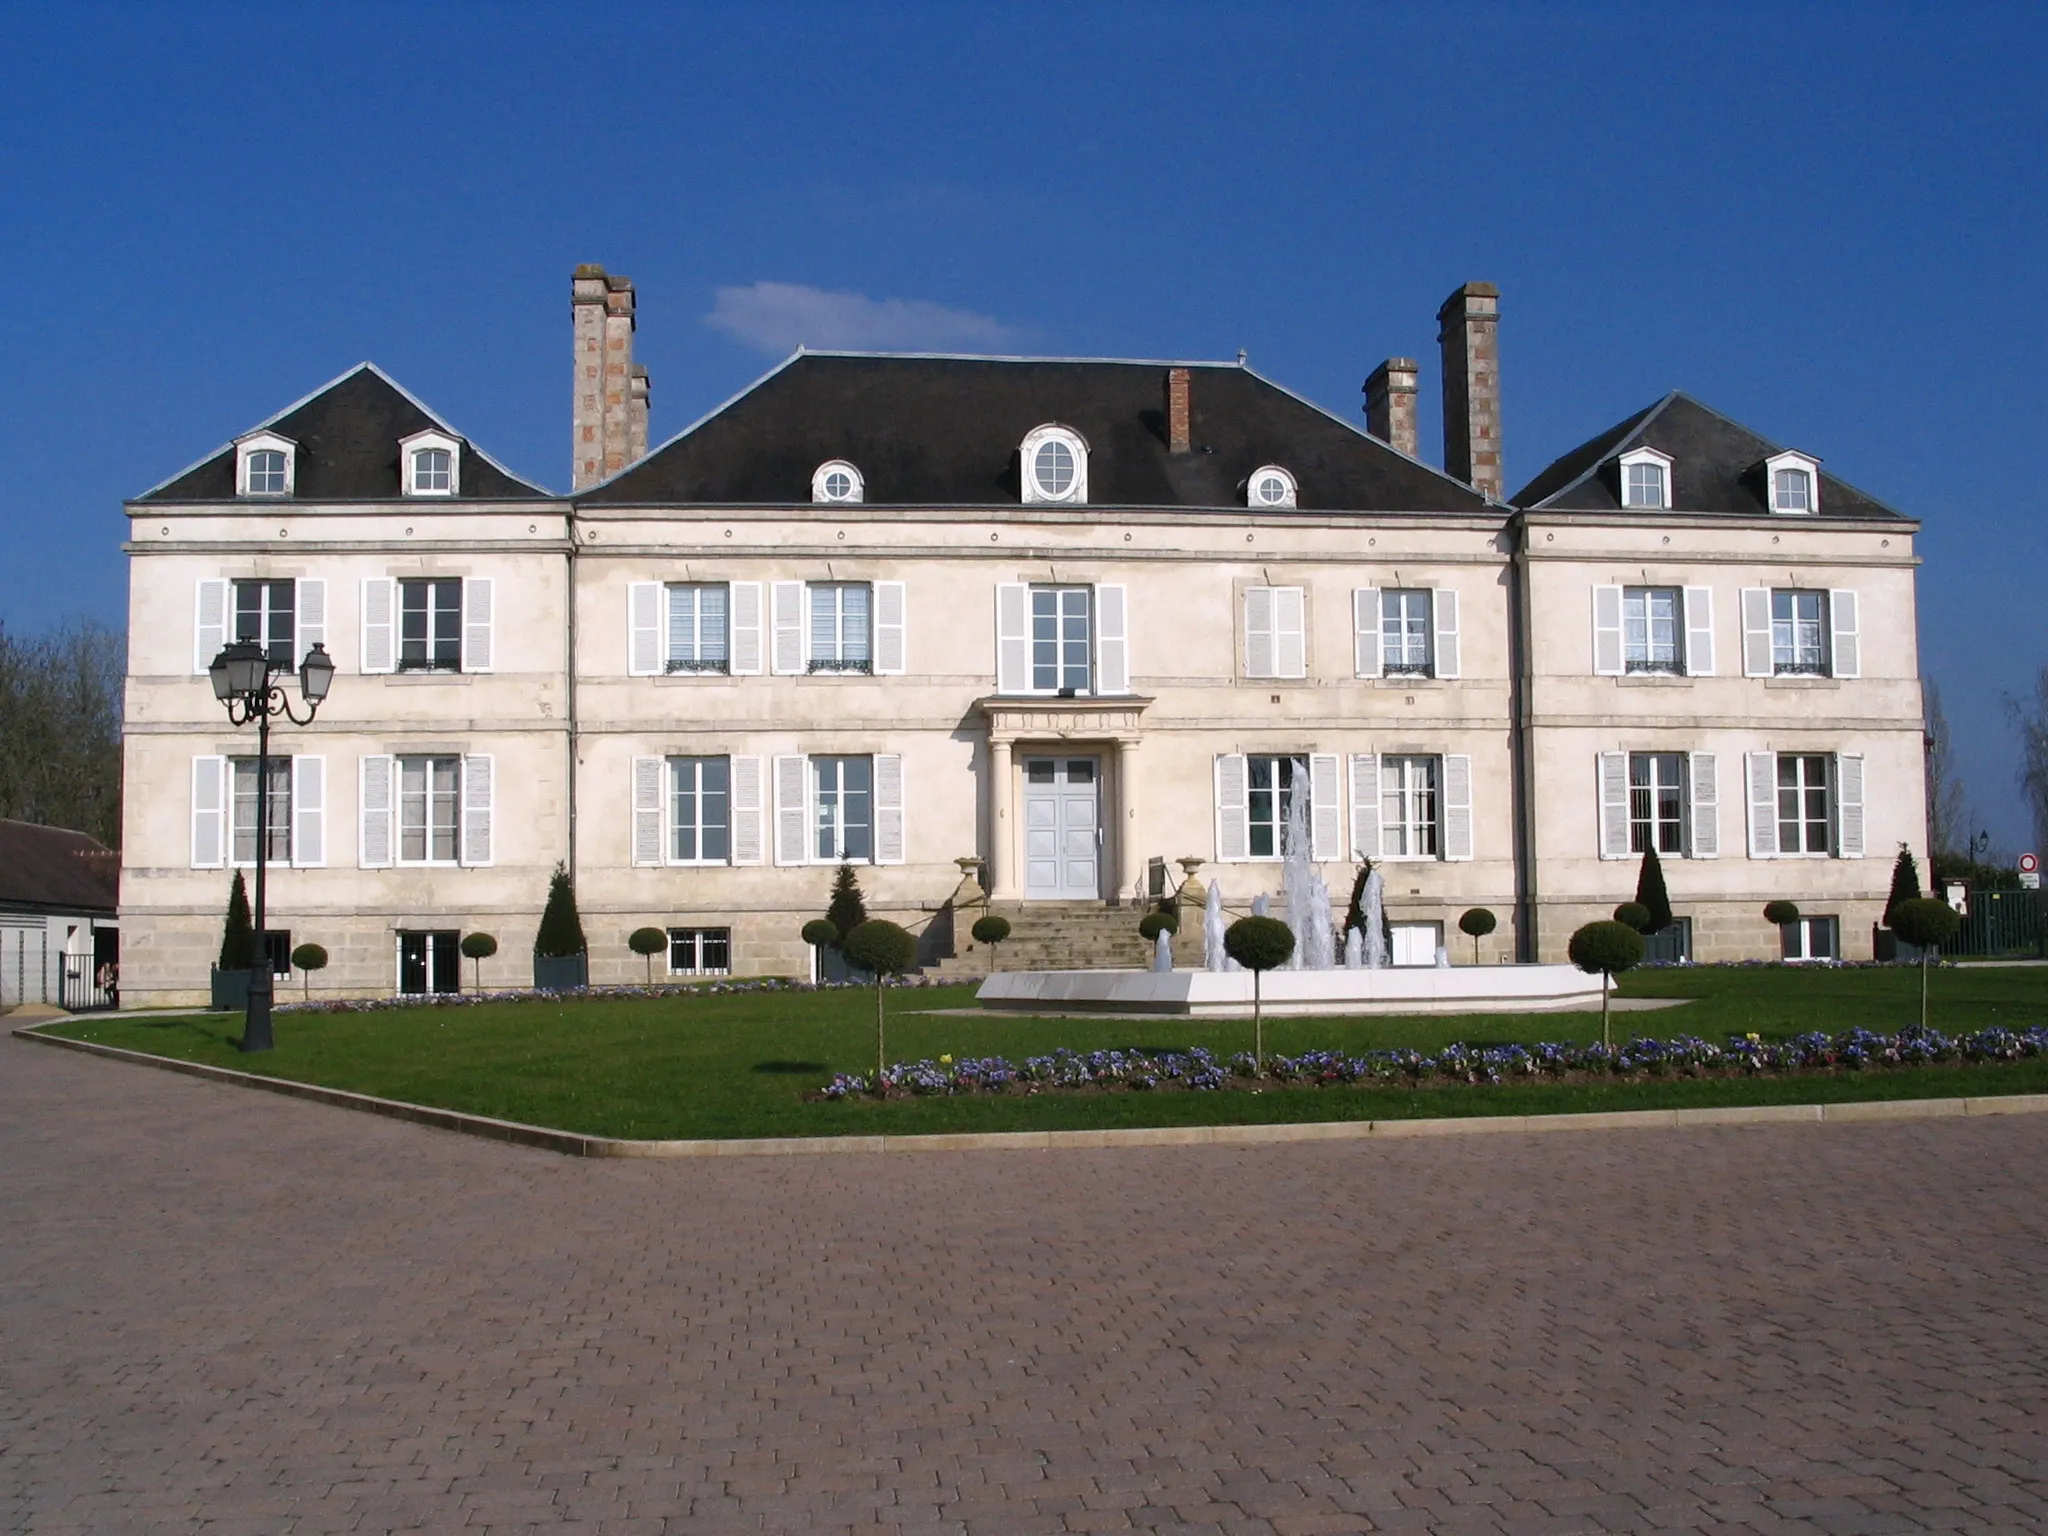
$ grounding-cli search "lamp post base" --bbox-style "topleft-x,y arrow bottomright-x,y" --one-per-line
241,972 -> 275,1053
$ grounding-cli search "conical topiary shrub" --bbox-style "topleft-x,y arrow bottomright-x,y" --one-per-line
212,871 -> 257,1010
826,862 -> 869,942
1634,845 -> 1673,935
533,863 -> 588,989
1883,843 -> 1923,928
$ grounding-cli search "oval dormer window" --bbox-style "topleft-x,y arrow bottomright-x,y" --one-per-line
1248,465 -> 1297,508
812,460 -> 863,503
1020,424 -> 1088,504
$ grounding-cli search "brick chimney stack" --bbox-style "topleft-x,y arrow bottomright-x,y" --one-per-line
1166,366 -> 1192,454
1437,282 -> 1502,498
1362,357 -> 1420,459
571,265 -> 649,490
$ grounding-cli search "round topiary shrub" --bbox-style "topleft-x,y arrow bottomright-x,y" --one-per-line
801,918 -> 840,950
843,919 -> 919,1076
1763,900 -> 1802,927
459,931 -> 498,991
1457,907 -> 1496,964
1224,915 -> 1296,1065
628,925 -> 668,984
969,912 -> 1012,972
1890,897 -> 1963,1030
1613,901 -> 1653,933
290,942 -> 328,1000
1138,911 -> 1179,942
1568,919 -> 1645,1047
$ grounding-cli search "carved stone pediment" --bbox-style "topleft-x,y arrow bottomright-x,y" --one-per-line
975,694 -> 1153,744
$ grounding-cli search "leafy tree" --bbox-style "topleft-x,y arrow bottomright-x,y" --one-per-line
825,862 -> 869,943
1457,907 -> 1496,965
533,864 -> 586,959
842,919 -> 917,1077
1890,897 -> 1962,1030
969,913 -> 1011,970
218,871 -> 255,973
1568,919 -> 1644,1049
1925,680 -> 1969,858
628,926 -> 668,984
1224,915 -> 1295,1067
1633,845 -> 1673,934
1882,844 -> 1923,928
2008,665 -> 2048,860
0,619 -> 124,848
1613,902 -> 1653,933
460,931 -> 498,991
290,942 -> 327,1000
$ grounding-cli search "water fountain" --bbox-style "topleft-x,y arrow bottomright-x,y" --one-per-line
1279,787 -> 1335,970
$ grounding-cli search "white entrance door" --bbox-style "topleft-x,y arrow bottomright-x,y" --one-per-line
1023,756 -> 1101,899
1391,922 -> 1444,967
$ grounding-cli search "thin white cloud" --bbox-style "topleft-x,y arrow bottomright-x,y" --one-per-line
706,281 -> 1022,355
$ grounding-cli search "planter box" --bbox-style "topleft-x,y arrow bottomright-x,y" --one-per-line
210,968 -> 251,1011
533,953 -> 588,991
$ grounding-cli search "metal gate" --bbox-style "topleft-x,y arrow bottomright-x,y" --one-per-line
1948,889 -> 2046,958
59,954 -> 117,1012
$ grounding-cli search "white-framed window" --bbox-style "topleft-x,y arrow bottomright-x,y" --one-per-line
1380,755 -> 1440,859
397,756 -> 462,864
1745,750 -> 1859,860
1764,451 -> 1821,515
1776,753 -> 1833,855
398,930 -> 462,995
1246,755 -> 1307,858
1381,589 -> 1434,676
233,578 -> 297,668
1247,465 -> 1297,509
666,583 -> 729,673
398,429 -> 461,497
235,431 -> 297,497
1630,752 -> 1686,855
811,460 -> 863,503
1618,447 -> 1673,509
1623,587 -> 1683,674
668,927 -> 732,976
1243,586 -> 1305,680
1020,424 -> 1088,505
1771,590 -> 1829,675
808,583 -> 872,672
1032,586 -> 1093,693
669,756 -> 731,864
229,757 -> 292,865
1742,587 -> 1855,680
399,577 -> 464,671
1780,914 -> 1839,962
812,755 -> 873,862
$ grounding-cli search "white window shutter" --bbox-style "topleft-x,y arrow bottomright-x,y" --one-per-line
1349,753 -> 1381,860
359,754 -> 394,868
874,581 -> 907,675
194,579 -> 228,674
1309,753 -> 1341,861
628,581 -> 663,677
1746,751 -> 1779,858
360,578 -> 396,674
729,581 -> 765,675
996,583 -> 1029,692
1095,584 -> 1129,693
1688,751 -> 1719,859
461,754 -> 494,867
1432,588 -> 1461,679
1592,584 -> 1624,676
296,578 -> 325,655
1276,587 -> 1306,679
773,755 -> 809,865
1214,753 -> 1249,862
771,582 -> 806,675
1442,754 -> 1474,860
1741,588 -> 1773,677
291,755 -> 326,867
1243,586 -> 1275,678
1353,588 -> 1381,678
1598,751 -> 1631,859
461,577 -> 493,673
190,755 -> 226,868
1830,590 -> 1860,679
874,753 -> 906,864
631,756 -> 665,867
729,755 -> 765,865
1836,753 -> 1865,858
1682,586 -> 1714,676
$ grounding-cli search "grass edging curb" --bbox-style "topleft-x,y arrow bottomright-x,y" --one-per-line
18,1020 -> 2048,1157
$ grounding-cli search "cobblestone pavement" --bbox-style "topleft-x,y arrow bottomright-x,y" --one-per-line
5,1040 -> 2047,1535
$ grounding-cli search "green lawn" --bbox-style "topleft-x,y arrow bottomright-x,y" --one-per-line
36,963 -> 2048,1141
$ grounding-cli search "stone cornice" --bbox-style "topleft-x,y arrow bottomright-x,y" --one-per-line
975,695 -> 1154,743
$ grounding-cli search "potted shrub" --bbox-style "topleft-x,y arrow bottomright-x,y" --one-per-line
289,942 -> 327,1002
1457,907 -> 1496,965
1224,914 -> 1295,1067
211,871 -> 255,1011
842,918 -> 917,1077
532,863 -> 588,990
1568,919 -> 1644,1049
460,931 -> 498,992
628,926 -> 668,985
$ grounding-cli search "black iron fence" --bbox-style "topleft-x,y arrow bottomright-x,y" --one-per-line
1947,888 -> 2046,959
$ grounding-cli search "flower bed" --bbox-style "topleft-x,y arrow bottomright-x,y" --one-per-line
819,1023 -> 2048,1100
277,975 -> 942,1015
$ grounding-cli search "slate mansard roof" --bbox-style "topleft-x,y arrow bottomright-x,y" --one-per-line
138,363 -> 552,503
1512,391 -> 1907,521
580,352 -> 1496,514
0,820 -> 119,915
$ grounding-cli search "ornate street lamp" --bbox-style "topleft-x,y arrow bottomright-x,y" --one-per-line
209,638 -> 333,1051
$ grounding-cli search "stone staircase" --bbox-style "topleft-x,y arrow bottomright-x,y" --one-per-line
928,900 -> 1185,980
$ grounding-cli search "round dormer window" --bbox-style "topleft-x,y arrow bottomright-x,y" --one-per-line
811,460 -> 863,504
1019,425 -> 1087,504
1034,441 -> 1074,497
1248,465 -> 1297,508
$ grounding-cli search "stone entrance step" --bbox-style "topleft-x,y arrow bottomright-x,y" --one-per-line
928,900 -> 1198,980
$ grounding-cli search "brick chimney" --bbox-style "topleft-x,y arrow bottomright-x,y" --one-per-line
1363,357 -> 1420,458
1166,366 -> 1192,454
1437,282 -> 1502,498
571,265 -> 649,490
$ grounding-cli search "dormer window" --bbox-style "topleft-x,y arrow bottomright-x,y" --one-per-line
1764,451 -> 1821,515
811,460 -> 864,503
399,429 -> 461,497
235,431 -> 297,497
1247,465 -> 1298,508
1618,446 -> 1673,510
1020,424 -> 1088,505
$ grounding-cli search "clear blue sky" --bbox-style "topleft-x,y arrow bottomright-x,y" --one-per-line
3,2 -> 2043,848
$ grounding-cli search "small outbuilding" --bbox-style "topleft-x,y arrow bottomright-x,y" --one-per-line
0,820 -> 120,1012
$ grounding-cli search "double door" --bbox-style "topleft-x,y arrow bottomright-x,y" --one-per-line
1023,756 -> 1101,900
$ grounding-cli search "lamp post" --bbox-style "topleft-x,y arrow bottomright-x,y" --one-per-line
208,638 -> 333,1052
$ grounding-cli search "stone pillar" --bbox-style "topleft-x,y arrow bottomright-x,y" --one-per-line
987,739 -> 1015,900
1437,282 -> 1502,498
1363,357 -> 1420,458
1114,738 -> 1144,905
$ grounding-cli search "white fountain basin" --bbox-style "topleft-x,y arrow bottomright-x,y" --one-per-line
976,964 -> 1608,1017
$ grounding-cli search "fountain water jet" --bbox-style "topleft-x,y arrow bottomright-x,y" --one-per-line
1279,782 -> 1335,969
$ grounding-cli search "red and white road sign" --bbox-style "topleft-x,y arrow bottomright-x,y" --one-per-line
2020,852 -> 2040,874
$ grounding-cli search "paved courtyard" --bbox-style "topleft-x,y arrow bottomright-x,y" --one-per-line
4,1039 -> 2046,1535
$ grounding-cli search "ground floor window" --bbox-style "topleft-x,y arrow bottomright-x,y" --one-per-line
398,930 -> 461,995
1776,754 -> 1833,855
1246,755 -> 1305,858
261,928 -> 293,978
1780,914 -> 1839,962
230,756 -> 292,864
668,927 -> 731,976
1642,917 -> 1692,964
1390,921 -> 1443,967
812,755 -> 873,862
1629,752 -> 1686,855
1380,755 -> 1440,859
